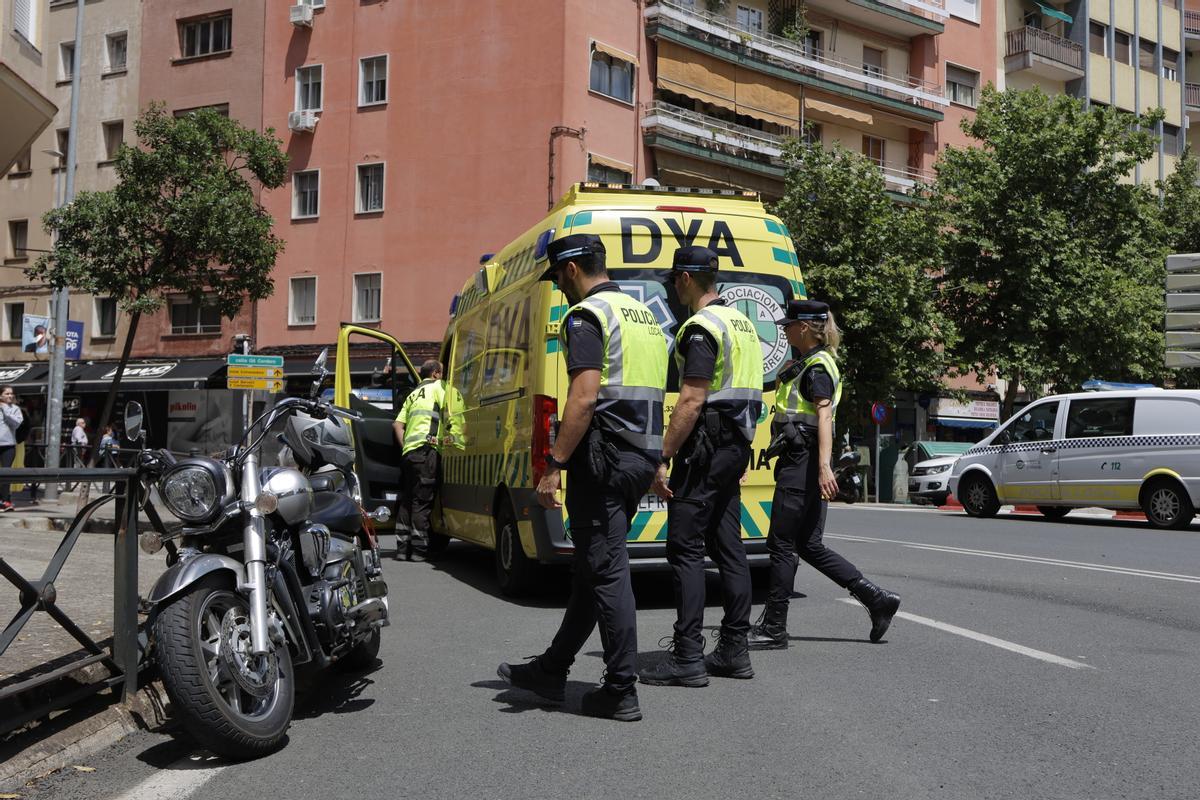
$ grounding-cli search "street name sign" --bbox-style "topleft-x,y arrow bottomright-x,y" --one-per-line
227,377 -> 284,392
228,366 -> 284,379
228,354 -> 285,368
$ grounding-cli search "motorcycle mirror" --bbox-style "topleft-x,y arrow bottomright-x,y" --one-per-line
124,401 -> 144,442
313,348 -> 329,374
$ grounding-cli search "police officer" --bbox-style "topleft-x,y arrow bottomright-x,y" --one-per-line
393,359 -> 448,561
749,300 -> 900,648
640,246 -> 763,687
498,233 -> 667,722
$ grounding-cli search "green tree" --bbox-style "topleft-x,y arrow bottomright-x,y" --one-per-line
772,137 -> 956,434
933,86 -> 1168,417
28,104 -> 287,460
1159,146 -> 1200,388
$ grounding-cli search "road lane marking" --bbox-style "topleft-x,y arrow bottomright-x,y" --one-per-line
837,599 -> 1095,670
828,533 -> 1200,584
110,754 -> 226,800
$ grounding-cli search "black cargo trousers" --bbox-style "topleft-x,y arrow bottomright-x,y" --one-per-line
766,439 -> 862,612
666,420 -> 753,659
397,444 -> 439,556
541,438 -> 656,690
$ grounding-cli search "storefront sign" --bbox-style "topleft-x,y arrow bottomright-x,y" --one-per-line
103,362 -> 178,381
932,398 -> 1000,421
0,364 -> 34,383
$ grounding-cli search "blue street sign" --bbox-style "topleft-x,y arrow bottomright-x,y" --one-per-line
227,354 -> 285,368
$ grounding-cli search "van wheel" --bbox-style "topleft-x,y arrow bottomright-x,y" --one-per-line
1037,506 -> 1070,520
495,503 -> 537,597
959,474 -> 1000,518
1141,479 -> 1195,530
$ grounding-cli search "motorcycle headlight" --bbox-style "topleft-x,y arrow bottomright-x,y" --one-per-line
160,463 -> 225,523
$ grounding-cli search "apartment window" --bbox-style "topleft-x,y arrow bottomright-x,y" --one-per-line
55,129 -> 69,169
4,303 -> 24,341
9,147 -> 31,176
1089,22 -> 1107,56
169,298 -> 222,335
293,170 -> 319,218
802,30 -> 822,58
106,32 -> 127,72
1162,48 -> 1179,82
173,104 -> 230,118
8,220 -> 29,260
587,159 -> 631,184
861,136 -> 885,167
863,47 -> 884,95
360,55 -> 387,105
94,297 -> 118,337
60,42 -> 75,81
13,0 -> 37,45
946,65 -> 978,108
289,277 -> 317,325
296,65 -> 323,111
589,50 -> 634,103
736,5 -> 763,33
102,121 -> 124,161
357,163 -> 385,213
1113,31 -> 1131,66
1163,123 -> 1181,156
1138,39 -> 1157,75
946,0 -> 978,22
353,273 -> 382,323
180,14 -> 232,59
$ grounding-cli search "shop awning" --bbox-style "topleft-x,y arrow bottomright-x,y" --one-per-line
68,359 -> 227,392
932,416 -> 998,429
0,362 -> 49,390
1034,2 -> 1071,23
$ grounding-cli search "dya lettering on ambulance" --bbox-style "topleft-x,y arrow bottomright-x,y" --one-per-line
619,217 -> 744,266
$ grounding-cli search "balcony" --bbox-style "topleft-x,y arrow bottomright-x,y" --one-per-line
640,101 -> 931,198
1004,26 -> 1085,82
643,0 -> 945,121
1187,83 -> 1200,119
1186,10 -> 1200,37
805,0 -> 946,37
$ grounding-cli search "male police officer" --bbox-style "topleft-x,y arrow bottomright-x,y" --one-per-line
497,233 -> 667,722
640,246 -> 763,687
393,359 -> 448,561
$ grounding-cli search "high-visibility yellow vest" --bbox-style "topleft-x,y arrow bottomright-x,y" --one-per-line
774,347 -> 841,430
559,289 -> 668,455
673,302 -> 764,442
398,378 -> 446,454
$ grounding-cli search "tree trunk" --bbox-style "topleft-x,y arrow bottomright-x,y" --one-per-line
78,310 -> 141,506
1002,370 -> 1021,421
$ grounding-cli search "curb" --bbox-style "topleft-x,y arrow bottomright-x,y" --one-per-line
934,498 -> 1147,522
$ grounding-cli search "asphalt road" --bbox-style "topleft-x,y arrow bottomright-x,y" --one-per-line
11,506 -> 1200,800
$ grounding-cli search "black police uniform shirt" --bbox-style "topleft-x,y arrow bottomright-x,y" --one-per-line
674,298 -> 727,382
795,346 -> 834,403
562,281 -> 621,373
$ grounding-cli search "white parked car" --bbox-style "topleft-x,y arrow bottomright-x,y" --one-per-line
947,389 -> 1200,529
908,441 -> 974,505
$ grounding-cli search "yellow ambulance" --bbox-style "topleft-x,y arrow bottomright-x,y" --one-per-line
427,182 -> 806,595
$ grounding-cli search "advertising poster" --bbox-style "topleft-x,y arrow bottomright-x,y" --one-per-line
167,390 -> 233,456
64,320 -> 84,360
21,314 -> 50,354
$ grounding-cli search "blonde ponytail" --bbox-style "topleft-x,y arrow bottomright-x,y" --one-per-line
818,309 -> 842,358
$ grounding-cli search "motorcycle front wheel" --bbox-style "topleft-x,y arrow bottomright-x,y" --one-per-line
154,574 -> 294,759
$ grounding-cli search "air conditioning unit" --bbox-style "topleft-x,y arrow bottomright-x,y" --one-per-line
289,3 -> 314,27
288,110 -> 319,132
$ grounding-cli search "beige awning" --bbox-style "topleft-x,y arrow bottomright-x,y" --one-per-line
589,152 -> 633,172
592,40 -> 639,67
735,73 -> 800,129
657,41 -> 736,112
804,97 -> 874,126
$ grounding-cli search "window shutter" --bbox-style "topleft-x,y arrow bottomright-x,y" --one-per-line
13,0 -> 34,42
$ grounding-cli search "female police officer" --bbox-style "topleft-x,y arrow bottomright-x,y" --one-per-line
748,300 -> 901,648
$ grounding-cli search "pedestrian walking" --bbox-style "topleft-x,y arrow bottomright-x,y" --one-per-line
498,233 -> 667,722
392,360 -> 449,562
70,417 -> 88,465
0,387 -> 25,511
640,246 -> 763,687
749,300 -> 900,649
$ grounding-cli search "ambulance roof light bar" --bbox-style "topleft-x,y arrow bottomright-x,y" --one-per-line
578,182 -> 758,199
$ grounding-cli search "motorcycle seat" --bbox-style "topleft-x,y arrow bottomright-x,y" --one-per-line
310,491 -> 362,534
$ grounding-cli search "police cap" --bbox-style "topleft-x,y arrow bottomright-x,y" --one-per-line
539,234 -> 606,281
777,299 -> 830,326
670,245 -> 719,274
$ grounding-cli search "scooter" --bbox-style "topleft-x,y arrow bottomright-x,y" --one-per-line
833,450 -> 862,503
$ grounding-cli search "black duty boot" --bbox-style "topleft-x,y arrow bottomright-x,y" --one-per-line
639,636 -> 709,687
408,532 -> 428,562
580,683 -> 643,722
704,630 -> 754,679
747,605 -> 789,651
847,577 -> 901,643
497,656 -> 567,702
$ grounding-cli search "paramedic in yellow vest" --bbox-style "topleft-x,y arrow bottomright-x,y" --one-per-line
392,359 -> 446,562
640,246 -> 763,688
497,233 -> 667,723
748,300 -> 901,648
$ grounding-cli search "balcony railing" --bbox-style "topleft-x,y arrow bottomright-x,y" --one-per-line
1187,83 -> 1200,109
1005,26 -> 1084,72
873,0 -> 948,22
644,0 -> 946,111
640,101 -> 932,194
1185,9 -> 1200,36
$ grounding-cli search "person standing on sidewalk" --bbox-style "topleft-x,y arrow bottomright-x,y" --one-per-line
749,300 -> 900,649
392,360 -> 448,562
640,246 -> 763,688
497,233 -> 667,722
0,387 -> 25,511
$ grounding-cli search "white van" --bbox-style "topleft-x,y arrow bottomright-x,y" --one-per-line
947,389 -> 1200,529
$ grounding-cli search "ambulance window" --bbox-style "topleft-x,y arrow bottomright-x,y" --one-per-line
451,311 -> 488,409
1066,398 -> 1133,438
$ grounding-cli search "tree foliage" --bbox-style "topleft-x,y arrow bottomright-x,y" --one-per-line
772,138 -> 956,431
932,86 -> 1168,415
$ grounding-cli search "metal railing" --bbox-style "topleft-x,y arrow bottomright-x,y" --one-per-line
0,468 -> 141,736
1005,26 -> 1084,71
871,0 -> 948,22
641,100 -> 934,192
1187,83 -> 1200,109
645,0 -> 946,110
1185,9 -> 1200,36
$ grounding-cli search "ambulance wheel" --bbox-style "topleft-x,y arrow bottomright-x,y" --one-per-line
495,504 -> 537,597
1140,478 -> 1195,530
1037,506 -> 1070,520
959,474 -> 999,518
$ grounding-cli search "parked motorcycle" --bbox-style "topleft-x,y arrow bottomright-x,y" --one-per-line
132,351 -> 392,758
834,449 -> 862,503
